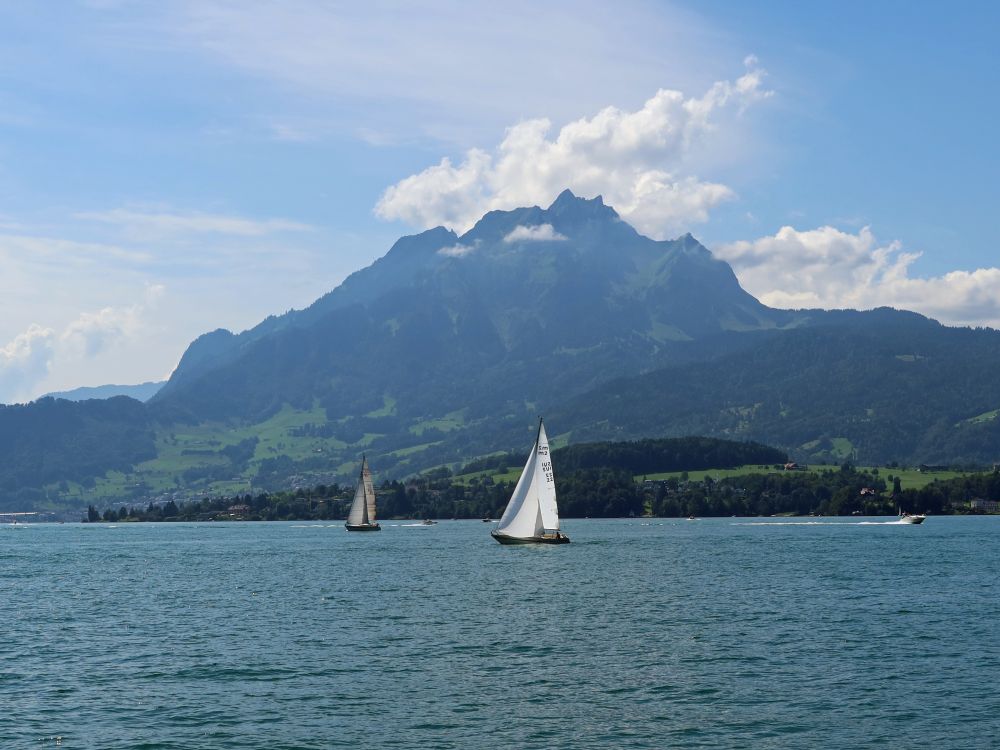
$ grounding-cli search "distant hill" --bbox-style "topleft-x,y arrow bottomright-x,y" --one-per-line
0,397 -> 155,512
4,190 -> 1000,513
44,381 -> 164,403
549,311 -> 1000,466
456,435 -> 787,477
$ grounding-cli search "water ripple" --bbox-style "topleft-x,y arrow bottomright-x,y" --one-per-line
3,518 -> 1000,747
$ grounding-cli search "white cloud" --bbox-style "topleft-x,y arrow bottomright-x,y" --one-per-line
437,243 -> 476,258
164,0 -> 730,144
375,60 -> 771,238
60,306 -> 143,359
715,225 -> 1000,328
0,325 -> 56,403
0,207 -> 365,401
504,224 -> 567,243
0,284 -> 168,403
0,233 -> 153,268
76,208 -> 314,239
63,284 -> 166,359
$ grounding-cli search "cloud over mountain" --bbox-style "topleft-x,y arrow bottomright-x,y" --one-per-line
504,224 -> 567,243
375,59 -> 771,238
716,225 -> 1000,328
437,242 -> 476,258
0,325 -> 56,403
0,285 -> 166,403
61,285 -> 164,359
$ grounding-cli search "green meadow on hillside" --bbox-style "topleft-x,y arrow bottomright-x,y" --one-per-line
636,464 -> 971,490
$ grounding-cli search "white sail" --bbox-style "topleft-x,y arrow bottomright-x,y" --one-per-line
495,420 -> 562,538
363,459 -> 377,523
496,434 -> 543,538
346,456 -> 375,525
535,422 -> 560,531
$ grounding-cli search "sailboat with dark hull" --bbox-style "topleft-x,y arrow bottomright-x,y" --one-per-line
492,419 -> 569,545
345,455 -> 380,531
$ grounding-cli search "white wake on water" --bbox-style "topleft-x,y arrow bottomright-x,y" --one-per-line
734,520 -> 917,526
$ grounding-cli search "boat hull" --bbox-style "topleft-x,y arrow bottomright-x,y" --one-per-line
491,531 -> 570,545
345,523 -> 381,531
899,515 -> 926,524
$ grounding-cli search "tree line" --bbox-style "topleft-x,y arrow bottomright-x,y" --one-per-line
85,464 -> 1000,522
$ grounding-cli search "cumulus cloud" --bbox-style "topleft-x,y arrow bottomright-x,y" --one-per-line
375,59 -> 771,238
0,285 -> 167,403
504,224 -> 567,243
0,325 -> 57,403
60,306 -> 142,359
437,243 -> 477,258
716,226 -> 1000,328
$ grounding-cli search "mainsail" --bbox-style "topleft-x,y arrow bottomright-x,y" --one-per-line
495,420 -> 560,538
347,455 -> 376,526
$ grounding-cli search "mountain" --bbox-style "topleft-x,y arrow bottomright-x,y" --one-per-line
0,397 -> 155,512
150,190 -> 797,428
549,311 -> 1000,466
5,190 -> 1000,513
44,381 -> 165,403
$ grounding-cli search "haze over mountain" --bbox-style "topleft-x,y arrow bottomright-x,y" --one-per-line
4,191 -> 1000,514
43,381 -> 165,403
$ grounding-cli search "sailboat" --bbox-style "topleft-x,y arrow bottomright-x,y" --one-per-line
345,455 -> 380,531
492,418 -> 569,544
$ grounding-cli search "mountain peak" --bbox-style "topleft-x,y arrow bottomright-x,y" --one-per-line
550,188 -> 579,206
547,189 -> 617,220
675,232 -> 710,255
385,225 -> 458,257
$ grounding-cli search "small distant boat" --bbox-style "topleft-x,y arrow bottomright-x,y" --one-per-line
481,517 -> 492,523
421,519 -> 437,525
899,512 -> 926,525
491,418 -> 569,545
345,455 -> 380,532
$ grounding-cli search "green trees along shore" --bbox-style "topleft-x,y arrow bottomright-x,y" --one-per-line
86,462 -> 1000,523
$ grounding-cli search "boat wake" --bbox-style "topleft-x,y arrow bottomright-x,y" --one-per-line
734,520 -> 919,526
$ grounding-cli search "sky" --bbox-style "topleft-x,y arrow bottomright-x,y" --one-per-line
1,0 -> 998,403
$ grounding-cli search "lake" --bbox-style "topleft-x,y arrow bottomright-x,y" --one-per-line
2,517 -> 999,748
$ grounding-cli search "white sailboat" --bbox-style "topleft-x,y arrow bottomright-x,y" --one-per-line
492,418 -> 569,545
345,455 -> 380,531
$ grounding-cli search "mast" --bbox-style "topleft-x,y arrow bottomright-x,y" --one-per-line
360,456 -> 368,524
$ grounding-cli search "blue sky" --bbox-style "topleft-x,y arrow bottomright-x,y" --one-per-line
1,1 -> 998,402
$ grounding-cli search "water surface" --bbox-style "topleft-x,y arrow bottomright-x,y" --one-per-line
2,518 -> 998,748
